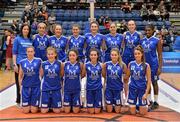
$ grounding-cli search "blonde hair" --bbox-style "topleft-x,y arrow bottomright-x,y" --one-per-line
46,46 -> 58,59
110,48 -> 123,67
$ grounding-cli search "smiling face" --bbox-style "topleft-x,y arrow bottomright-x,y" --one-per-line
69,50 -> 78,63
128,20 -> 136,33
54,25 -> 62,37
90,23 -> 99,34
134,49 -> 143,62
47,49 -> 57,62
72,26 -> 80,37
38,23 -> 46,35
111,50 -> 119,63
90,50 -> 98,63
22,25 -> 30,38
109,23 -> 117,35
26,47 -> 35,59
145,27 -> 154,38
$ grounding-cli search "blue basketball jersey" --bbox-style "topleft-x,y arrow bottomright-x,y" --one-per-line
48,35 -> 68,61
106,61 -> 124,90
123,31 -> 141,58
141,36 -> 159,67
42,60 -> 61,91
85,62 -> 102,90
33,34 -> 49,61
20,58 -> 42,87
85,33 -> 104,57
64,61 -> 81,92
104,33 -> 123,62
68,35 -> 85,58
129,61 -> 148,90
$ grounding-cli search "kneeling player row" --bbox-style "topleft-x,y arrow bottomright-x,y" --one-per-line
19,46 -> 151,115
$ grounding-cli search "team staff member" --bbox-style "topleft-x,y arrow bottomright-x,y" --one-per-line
126,45 -> 151,115
41,47 -> 63,113
13,23 -> 32,105
141,24 -> 162,109
104,23 -> 124,62
62,49 -> 84,113
103,48 -> 127,113
33,22 -> 49,61
19,46 -> 42,113
48,24 -> 68,62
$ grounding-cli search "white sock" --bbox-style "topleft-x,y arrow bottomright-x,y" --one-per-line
147,94 -> 152,102
154,95 -> 158,102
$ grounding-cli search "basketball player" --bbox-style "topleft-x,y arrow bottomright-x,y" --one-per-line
68,24 -> 85,62
84,21 -> 105,62
103,48 -> 127,113
48,24 -> 68,62
104,23 -> 124,62
122,20 -> 142,66
33,22 -> 49,61
126,45 -> 151,115
40,47 -> 63,113
62,49 -> 83,113
19,46 -> 42,113
141,24 -> 162,109
82,48 -> 104,114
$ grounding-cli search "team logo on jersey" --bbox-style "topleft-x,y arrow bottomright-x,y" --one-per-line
90,40 -> 97,47
127,39 -> 134,48
38,40 -> 46,49
53,43 -> 62,51
47,68 -> 57,78
132,70 -> 141,80
26,66 -> 35,76
143,41 -> 151,52
111,41 -> 118,47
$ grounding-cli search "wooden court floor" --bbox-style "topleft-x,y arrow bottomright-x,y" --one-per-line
0,70 -> 180,121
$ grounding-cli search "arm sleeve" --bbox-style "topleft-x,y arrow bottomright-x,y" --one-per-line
12,37 -> 19,55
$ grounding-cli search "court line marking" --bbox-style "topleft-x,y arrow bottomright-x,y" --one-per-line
161,78 -> 180,92
0,83 -> 15,93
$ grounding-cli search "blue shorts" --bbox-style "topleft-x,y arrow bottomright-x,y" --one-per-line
64,91 -> 81,107
151,66 -> 159,83
127,87 -> 147,106
86,89 -> 102,108
41,90 -> 62,108
122,56 -> 134,66
105,88 -> 122,106
21,86 -> 40,107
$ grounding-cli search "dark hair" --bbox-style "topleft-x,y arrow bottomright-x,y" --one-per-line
68,48 -> 79,62
134,45 -> 146,70
90,21 -> 99,28
19,23 -> 31,38
72,24 -> 80,29
145,23 -> 155,31
89,48 -> 100,62
26,45 -> 35,51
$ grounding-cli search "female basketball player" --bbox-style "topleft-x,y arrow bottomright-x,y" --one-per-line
104,23 -> 124,62
103,48 -> 127,113
13,23 -> 32,105
33,22 -> 49,61
126,45 -> 151,115
141,24 -> 162,109
68,24 -> 85,62
84,21 -> 105,62
62,49 -> 83,113
122,20 -> 142,66
48,24 -> 68,62
82,48 -> 103,114
41,47 -> 63,113
19,46 -> 42,113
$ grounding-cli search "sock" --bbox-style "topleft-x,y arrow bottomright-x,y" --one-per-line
154,95 -> 158,103
147,94 -> 152,102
